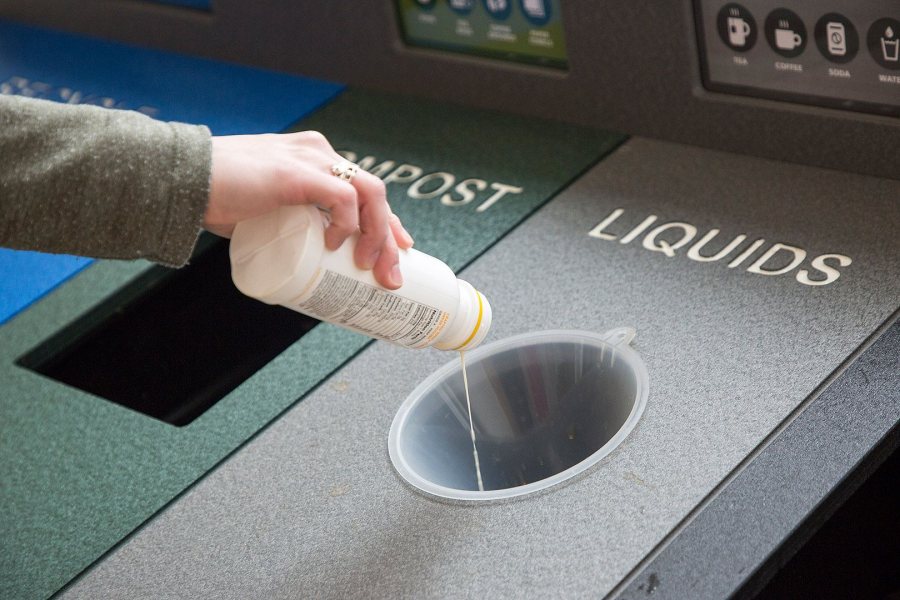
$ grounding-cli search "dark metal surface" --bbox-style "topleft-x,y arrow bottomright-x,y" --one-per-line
1,1 -> 898,180
610,316 -> 900,600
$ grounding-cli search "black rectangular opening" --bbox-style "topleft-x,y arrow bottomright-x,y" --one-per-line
17,235 -> 319,426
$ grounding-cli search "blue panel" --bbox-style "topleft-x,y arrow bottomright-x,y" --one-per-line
146,0 -> 212,9
0,20 -> 344,135
0,20 -> 345,325
0,251 -> 93,324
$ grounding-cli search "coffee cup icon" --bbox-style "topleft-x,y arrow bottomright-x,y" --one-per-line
776,27 -> 803,50
728,17 -> 751,47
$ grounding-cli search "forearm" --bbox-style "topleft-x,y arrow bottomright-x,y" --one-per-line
0,95 -> 211,267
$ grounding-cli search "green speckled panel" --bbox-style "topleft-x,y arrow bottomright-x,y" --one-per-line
0,88 -> 624,600
301,91 -> 625,271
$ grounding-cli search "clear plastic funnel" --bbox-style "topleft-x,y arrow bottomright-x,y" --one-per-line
388,328 -> 649,502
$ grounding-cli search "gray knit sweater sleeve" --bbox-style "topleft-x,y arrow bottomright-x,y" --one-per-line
0,95 -> 212,267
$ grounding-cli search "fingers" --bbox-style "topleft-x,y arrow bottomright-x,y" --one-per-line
293,172 -> 359,250
281,131 -> 414,287
373,231 -> 403,289
352,170 -> 392,270
389,212 -> 414,249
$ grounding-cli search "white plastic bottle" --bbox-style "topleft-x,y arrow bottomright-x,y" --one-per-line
229,205 -> 492,351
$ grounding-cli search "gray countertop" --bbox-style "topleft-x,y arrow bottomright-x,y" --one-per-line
62,138 -> 900,599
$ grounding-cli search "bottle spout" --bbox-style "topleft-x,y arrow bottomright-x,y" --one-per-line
433,280 -> 492,352
602,327 -> 636,348
456,287 -> 492,351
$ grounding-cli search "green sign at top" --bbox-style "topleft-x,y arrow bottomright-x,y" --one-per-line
397,0 -> 568,69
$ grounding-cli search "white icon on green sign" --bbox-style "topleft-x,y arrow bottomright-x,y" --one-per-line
523,0 -> 546,19
449,0 -> 474,12
520,0 -> 551,26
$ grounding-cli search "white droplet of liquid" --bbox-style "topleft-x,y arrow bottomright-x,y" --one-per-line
460,351 -> 484,492
887,26 -> 895,38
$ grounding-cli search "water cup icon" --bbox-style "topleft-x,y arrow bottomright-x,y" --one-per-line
882,26 -> 899,62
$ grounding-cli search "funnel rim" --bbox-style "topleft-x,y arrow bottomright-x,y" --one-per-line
388,328 -> 649,502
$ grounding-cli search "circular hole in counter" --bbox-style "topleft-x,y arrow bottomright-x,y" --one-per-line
388,329 -> 648,502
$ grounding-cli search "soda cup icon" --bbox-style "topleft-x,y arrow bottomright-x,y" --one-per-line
827,22 -> 846,56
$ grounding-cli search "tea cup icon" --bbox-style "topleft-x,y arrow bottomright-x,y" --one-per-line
728,17 -> 751,47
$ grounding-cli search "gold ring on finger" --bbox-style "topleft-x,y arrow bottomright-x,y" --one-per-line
331,161 -> 359,183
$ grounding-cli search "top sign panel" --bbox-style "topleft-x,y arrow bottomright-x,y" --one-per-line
396,0 -> 568,70
696,0 -> 900,116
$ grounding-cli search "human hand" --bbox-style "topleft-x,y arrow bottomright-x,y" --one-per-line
204,131 -> 414,289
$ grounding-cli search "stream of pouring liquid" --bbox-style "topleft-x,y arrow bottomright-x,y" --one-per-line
460,351 -> 484,492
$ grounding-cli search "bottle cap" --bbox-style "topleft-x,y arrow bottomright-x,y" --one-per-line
445,280 -> 492,352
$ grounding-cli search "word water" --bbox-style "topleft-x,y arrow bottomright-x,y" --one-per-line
460,351 -> 484,492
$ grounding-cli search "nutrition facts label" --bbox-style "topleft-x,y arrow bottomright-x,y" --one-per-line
297,270 -> 449,348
